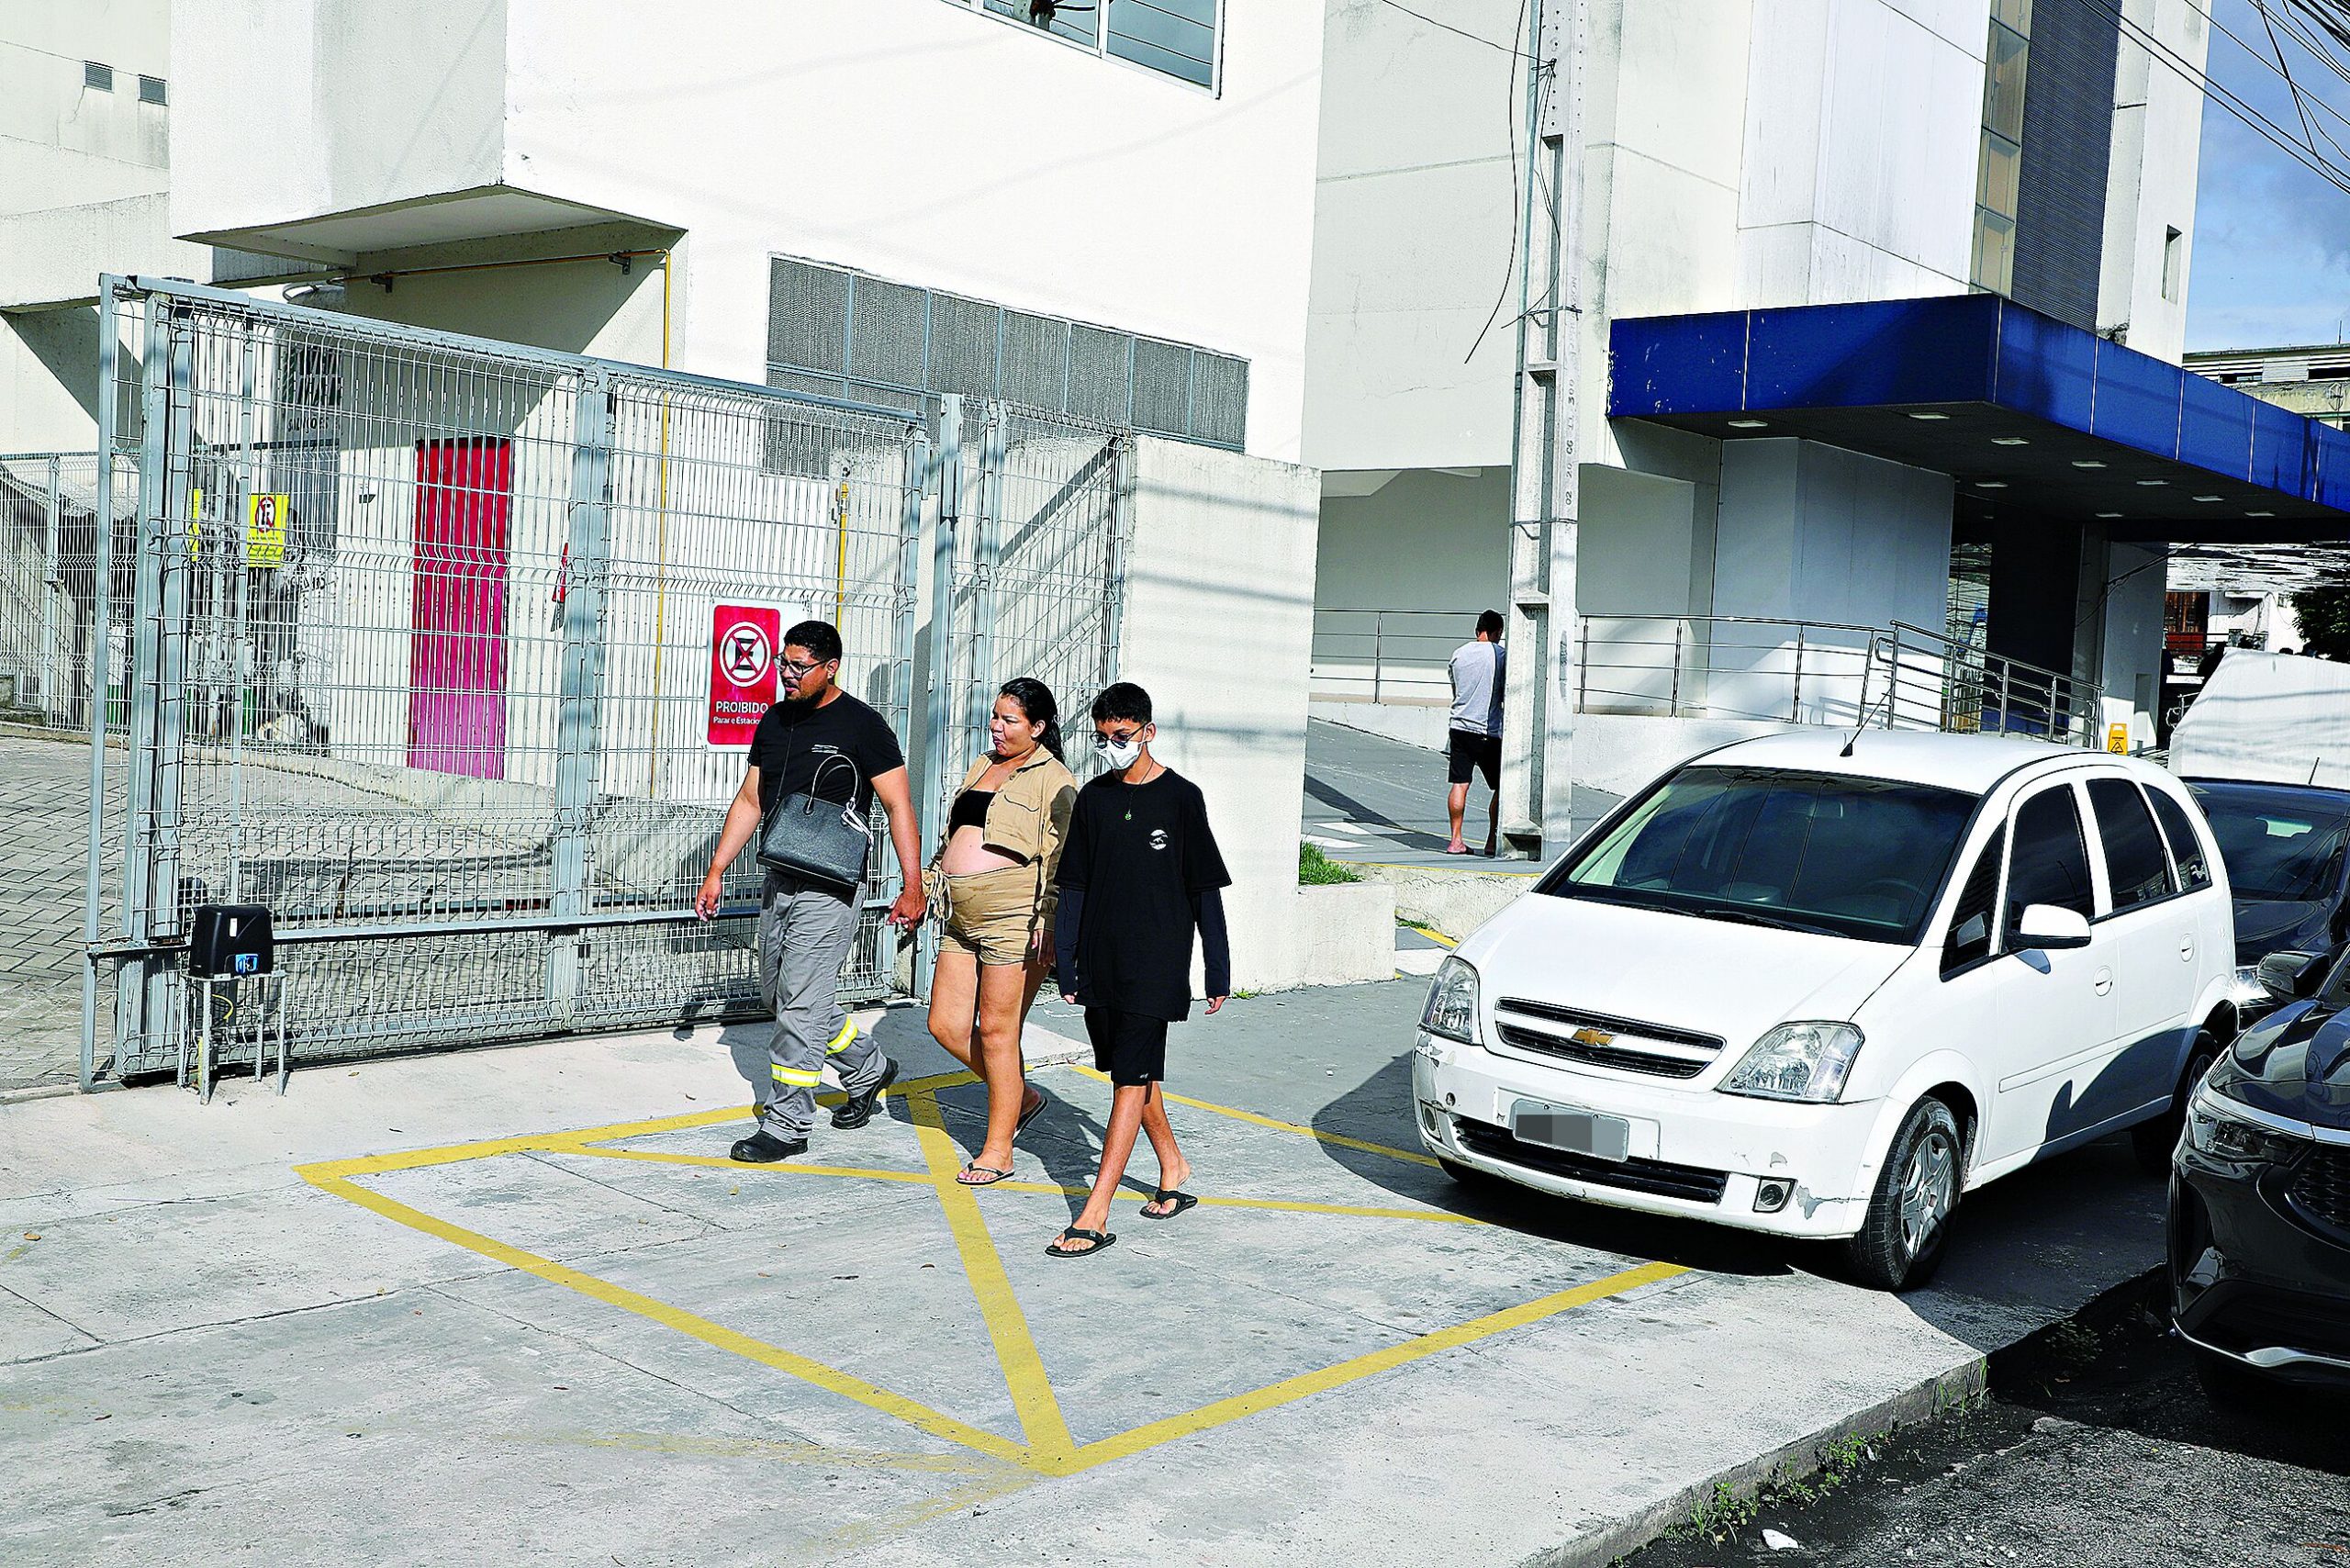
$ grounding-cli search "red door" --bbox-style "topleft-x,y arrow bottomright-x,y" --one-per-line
408,438 -> 510,778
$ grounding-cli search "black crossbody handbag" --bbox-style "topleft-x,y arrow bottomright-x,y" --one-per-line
756,743 -> 872,895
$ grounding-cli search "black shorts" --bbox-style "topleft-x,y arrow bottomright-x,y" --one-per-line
1084,1007 -> 1169,1088
1448,727 -> 1500,789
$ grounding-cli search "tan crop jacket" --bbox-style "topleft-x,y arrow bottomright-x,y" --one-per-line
940,747 -> 1080,924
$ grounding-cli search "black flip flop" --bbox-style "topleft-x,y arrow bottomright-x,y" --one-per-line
1014,1089 -> 1048,1137
1045,1226 -> 1115,1259
1139,1188 -> 1199,1221
957,1163 -> 1014,1187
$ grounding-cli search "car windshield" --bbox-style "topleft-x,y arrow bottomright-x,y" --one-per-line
1539,765 -> 1977,944
2188,783 -> 2350,903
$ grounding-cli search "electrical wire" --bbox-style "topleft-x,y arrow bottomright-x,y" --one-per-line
1462,0 -> 1536,364
1364,0 -> 1533,58
2068,0 -> 2350,199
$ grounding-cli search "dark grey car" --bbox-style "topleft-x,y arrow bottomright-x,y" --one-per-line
2186,778 -> 2350,969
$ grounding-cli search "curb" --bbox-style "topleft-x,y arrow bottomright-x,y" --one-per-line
1559,1266 -> 2165,1568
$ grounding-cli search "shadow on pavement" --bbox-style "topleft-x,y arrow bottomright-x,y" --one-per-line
1308,1045 -> 2171,1324
1309,1049 -> 1796,1279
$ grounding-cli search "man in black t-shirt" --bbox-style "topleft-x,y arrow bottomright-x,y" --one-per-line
1047,682 -> 1232,1259
695,620 -> 926,1163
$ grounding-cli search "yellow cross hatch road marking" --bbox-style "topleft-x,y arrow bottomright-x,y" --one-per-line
297,1064 -> 1688,1479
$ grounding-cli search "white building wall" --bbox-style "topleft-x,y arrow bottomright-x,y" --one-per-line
0,0 -> 174,452
2098,540 -> 2166,725
0,0 -> 170,218
1733,0 -> 1982,311
2098,0 -> 2209,364
169,0 -> 509,252
171,0 -> 1326,462
1302,0 -> 1522,473
1121,437 -> 1389,994
1707,439 -> 1953,722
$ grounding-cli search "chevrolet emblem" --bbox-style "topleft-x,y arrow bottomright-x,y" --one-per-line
1571,1026 -> 1615,1047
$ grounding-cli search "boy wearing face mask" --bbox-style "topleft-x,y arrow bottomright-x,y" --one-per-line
1046,682 -> 1232,1259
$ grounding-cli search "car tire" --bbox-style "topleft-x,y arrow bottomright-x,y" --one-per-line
1844,1097 -> 1963,1292
1437,1156 -> 1494,1188
2132,1027 -> 2221,1176
2190,1345 -> 2265,1410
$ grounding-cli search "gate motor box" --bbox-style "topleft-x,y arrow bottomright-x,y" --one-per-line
189,904 -> 274,980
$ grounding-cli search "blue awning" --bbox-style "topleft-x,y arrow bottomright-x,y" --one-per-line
1607,294 -> 2350,540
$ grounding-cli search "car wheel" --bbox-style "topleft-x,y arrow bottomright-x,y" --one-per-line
2190,1345 -> 2265,1410
1844,1097 -> 1962,1292
2132,1027 -> 2221,1176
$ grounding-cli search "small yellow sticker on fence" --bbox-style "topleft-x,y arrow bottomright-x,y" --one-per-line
2106,722 -> 2130,755
246,493 -> 289,568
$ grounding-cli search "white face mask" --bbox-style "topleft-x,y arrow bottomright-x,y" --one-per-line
1100,735 -> 1143,769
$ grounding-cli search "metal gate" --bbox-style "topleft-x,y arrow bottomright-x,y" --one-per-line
0,451 -> 134,734
84,276 -> 1128,1086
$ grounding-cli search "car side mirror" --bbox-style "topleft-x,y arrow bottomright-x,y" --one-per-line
2257,949 -> 2327,1002
2015,903 -> 2091,952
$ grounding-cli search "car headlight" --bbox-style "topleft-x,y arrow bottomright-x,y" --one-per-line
1419,956 -> 1482,1046
2183,1082 -> 2306,1166
1718,1022 -> 1865,1103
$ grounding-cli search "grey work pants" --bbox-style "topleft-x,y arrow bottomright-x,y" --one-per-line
756,870 -> 887,1138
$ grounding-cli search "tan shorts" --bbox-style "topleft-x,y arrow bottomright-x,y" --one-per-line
938,864 -> 1043,968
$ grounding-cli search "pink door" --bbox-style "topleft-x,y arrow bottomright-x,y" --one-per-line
408,438 -> 510,778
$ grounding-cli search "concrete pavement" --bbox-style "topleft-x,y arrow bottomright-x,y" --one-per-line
0,731 -> 104,1092
3,979 -> 2166,1567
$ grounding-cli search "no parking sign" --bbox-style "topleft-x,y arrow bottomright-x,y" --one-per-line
708,605 -> 781,747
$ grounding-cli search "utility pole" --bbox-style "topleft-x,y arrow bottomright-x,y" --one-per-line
1498,0 -> 1584,857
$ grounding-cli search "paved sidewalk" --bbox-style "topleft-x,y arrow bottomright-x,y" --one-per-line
0,733 -> 106,1092
1304,720 -> 1613,874
3,980 -> 2163,1567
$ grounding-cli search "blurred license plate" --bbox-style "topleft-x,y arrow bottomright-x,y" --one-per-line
1511,1100 -> 1629,1162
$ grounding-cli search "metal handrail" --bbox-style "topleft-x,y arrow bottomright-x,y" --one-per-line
1310,605 -> 1493,706
1576,612 -> 2106,747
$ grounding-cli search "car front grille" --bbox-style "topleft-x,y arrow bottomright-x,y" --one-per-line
2287,1147 -> 2350,1238
1454,1117 -> 1729,1204
1492,998 -> 1725,1080
2196,1286 -> 2350,1361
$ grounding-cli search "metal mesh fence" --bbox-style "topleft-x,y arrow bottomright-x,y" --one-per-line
74,278 -> 1126,1090
0,452 -> 135,733
941,402 -> 1127,801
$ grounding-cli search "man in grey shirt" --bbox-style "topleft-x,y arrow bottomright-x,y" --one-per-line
1445,610 -> 1505,856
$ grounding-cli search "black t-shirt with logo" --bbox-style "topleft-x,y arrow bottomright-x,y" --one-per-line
1055,768 -> 1231,1021
748,691 -> 904,818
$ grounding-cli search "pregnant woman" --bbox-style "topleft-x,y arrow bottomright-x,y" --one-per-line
926,678 -> 1080,1185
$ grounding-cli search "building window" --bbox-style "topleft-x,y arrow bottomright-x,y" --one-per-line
767,255 -> 1248,449
1970,8 -> 2031,297
946,0 -> 1222,92
1109,0 -> 1218,87
2162,226 -> 2182,301
84,61 -> 114,91
984,0 -> 1098,49
138,74 -> 167,106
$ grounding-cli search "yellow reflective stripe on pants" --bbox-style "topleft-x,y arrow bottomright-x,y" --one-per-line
771,1064 -> 822,1087
825,1018 -> 859,1056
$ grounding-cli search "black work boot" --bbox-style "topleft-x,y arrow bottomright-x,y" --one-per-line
730,1129 -> 808,1163
830,1055 -> 899,1130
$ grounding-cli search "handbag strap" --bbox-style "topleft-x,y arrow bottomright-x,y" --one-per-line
804,753 -> 863,815
762,713 -> 864,820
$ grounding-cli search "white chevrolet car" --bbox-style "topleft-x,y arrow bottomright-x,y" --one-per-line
1415,730 -> 2239,1290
